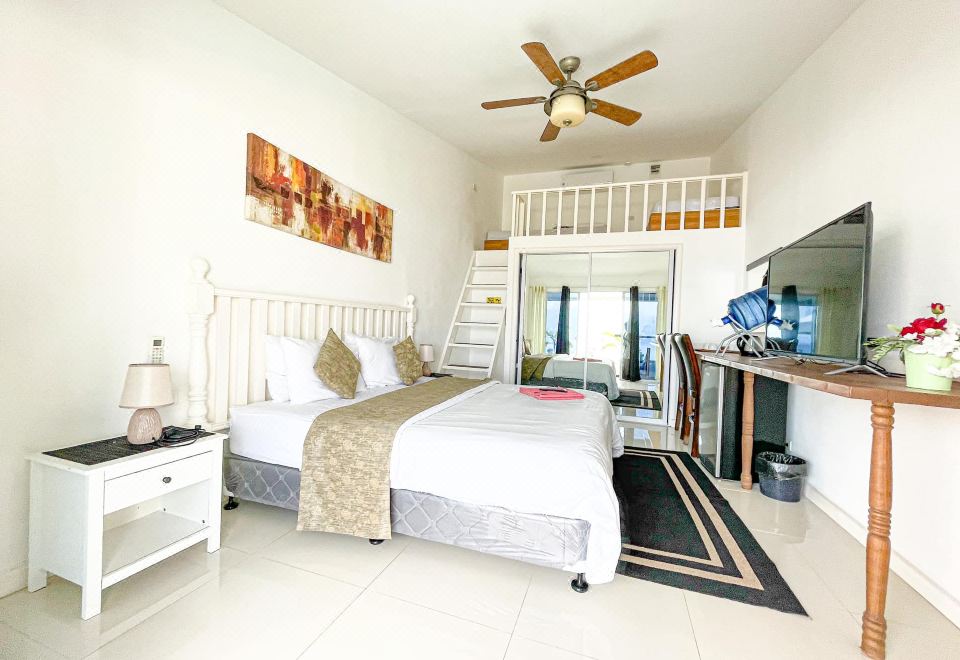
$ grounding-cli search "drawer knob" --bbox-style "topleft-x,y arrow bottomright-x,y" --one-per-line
162,476 -> 172,484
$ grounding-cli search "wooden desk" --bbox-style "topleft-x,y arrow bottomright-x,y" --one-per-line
699,353 -> 960,660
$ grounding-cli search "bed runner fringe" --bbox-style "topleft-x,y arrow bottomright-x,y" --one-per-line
297,377 -> 489,539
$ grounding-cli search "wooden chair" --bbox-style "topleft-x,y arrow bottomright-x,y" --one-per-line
673,334 -> 703,457
669,334 -> 689,441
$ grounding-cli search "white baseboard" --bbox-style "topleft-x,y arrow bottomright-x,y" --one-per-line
0,563 -> 26,599
805,485 -> 960,629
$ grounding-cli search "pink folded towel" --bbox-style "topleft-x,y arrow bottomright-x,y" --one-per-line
519,386 -> 585,401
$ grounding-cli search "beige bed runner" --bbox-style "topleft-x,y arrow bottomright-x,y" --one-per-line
297,377 -> 490,539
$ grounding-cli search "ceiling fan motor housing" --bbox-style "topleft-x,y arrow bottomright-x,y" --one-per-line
544,82 -> 592,127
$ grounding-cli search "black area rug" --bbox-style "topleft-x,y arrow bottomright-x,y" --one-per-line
611,390 -> 662,411
614,447 -> 806,615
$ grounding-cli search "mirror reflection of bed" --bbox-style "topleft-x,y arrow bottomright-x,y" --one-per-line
518,251 -> 673,423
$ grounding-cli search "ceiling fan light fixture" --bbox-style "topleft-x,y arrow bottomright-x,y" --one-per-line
550,94 -> 586,128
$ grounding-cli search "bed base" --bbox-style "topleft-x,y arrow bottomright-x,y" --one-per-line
223,453 -> 592,592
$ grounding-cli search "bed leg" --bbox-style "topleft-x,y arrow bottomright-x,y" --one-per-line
570,573 -> 589,593
223,496 -> 239,511
369,538 -> 384,545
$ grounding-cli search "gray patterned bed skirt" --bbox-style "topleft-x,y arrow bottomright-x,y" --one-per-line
224,453 -> 590,570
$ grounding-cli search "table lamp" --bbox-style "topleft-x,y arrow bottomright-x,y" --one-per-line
418,344 -> 435,377
119,363 -> 174,444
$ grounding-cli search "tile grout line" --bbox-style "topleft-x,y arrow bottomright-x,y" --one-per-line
509,633 -> 603,660
751,527 -> 870,623
75,547 -> 254,659
502,574 -> 533,660
682,592 -> 704,660
373,590 -> 512,635
256,554 -> 371,590
295,534 -> 416,659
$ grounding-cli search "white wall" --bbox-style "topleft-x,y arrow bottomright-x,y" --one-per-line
0,0 -> 501,596
712,0 -> 960,624
500,158 -> 712,231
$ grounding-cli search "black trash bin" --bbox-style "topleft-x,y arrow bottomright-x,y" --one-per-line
756,452 -> 807,502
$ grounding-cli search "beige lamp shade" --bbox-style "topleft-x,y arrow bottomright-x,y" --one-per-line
119,364 -> 174,409
418,344 -> 435,362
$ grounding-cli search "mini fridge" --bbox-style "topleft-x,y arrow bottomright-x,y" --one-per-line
697,363 -> 789,481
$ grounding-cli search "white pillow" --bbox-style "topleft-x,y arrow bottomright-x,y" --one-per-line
352,335 -> 403,387
280,337 -> 340,404
264,335 -> 290,402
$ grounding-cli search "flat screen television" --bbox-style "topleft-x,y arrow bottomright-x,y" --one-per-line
764,203 -> 873,364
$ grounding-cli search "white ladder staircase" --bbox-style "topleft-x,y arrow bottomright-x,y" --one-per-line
439,250 -> 508,378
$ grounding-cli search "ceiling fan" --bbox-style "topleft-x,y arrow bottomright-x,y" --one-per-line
481,42 -> 658,142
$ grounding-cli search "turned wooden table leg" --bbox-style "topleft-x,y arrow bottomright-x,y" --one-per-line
862,401 -> 893,659
740,371 -> 755,490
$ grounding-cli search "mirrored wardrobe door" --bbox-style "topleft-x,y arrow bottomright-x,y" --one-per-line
517,253 -> 589,390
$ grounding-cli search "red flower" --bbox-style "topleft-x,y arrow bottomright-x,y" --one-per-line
900,316 -> 947,339
931,302 -> 945,315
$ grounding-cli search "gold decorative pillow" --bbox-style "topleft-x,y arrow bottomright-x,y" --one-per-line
314,329 -> 361,399
393,336 -> 422,385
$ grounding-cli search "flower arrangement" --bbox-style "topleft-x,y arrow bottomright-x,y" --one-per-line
865,303 -> 960,390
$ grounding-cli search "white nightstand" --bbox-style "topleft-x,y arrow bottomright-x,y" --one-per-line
27,431 -> 226,619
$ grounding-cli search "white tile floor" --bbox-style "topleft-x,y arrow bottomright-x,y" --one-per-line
2,425 -> 958,660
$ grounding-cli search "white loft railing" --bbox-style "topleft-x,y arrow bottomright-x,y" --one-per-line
509,172 -> 747,237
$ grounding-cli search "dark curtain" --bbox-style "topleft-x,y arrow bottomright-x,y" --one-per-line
555,286 -> 571,354
621,286 -> 642,381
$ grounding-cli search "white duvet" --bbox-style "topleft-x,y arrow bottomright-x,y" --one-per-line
229,381 -> 624,583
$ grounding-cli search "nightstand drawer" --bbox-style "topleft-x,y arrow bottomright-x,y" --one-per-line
103,452 -> 212,514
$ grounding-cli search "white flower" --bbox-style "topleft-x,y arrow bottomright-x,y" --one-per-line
901,332 -> 918,341
913,333 -> 959,357
929,363 -> 960,379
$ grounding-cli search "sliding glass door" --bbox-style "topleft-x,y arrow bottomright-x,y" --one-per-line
517,249 -> 674,424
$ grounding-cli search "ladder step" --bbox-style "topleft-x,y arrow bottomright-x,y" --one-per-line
455,322 -> 498,327
465,284 -> 507,289
473,266 -> 507,272
460,302 -> 503,308
449,343 -> 495,349
442,364 -> 489,372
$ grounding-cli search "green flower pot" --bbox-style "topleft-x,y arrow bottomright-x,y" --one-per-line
904,351 -> 954,391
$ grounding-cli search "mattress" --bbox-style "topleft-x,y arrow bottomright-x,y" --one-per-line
651,195 -> 740,213
229,382 -> 412,469
223,453 -> 590,570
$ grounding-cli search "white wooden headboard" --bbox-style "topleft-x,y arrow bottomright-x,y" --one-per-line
186,258 -> 416,429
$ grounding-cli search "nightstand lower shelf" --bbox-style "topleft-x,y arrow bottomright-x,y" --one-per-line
102,511 -> 209,588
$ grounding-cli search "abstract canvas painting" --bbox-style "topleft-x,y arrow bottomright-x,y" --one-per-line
244,133 -> 393,262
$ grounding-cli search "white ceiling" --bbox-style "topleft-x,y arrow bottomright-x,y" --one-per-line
215,0 -> 862,174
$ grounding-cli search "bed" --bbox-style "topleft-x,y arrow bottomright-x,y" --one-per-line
185,259 -> 624,589
542,355 -> 620,400
522,355 -> 621,400
647,195 -> 741,230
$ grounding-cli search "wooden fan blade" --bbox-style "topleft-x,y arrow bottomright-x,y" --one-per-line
521,42 -> 565,86
586,50 -> 658,91
540,121 -> 560,142
481,97 -> 545,110
591,99 -> 642,126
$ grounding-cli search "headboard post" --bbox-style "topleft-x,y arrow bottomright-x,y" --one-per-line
405,294 -> 417,339
186,258 -> 214,428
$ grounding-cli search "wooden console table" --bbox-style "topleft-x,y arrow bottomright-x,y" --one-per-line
699,352 -> 960,659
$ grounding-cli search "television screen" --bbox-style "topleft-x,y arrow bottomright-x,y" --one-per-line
765,203 -> 872,363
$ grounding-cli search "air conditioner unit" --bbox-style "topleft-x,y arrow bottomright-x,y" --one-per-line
560,169 -> 615,188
